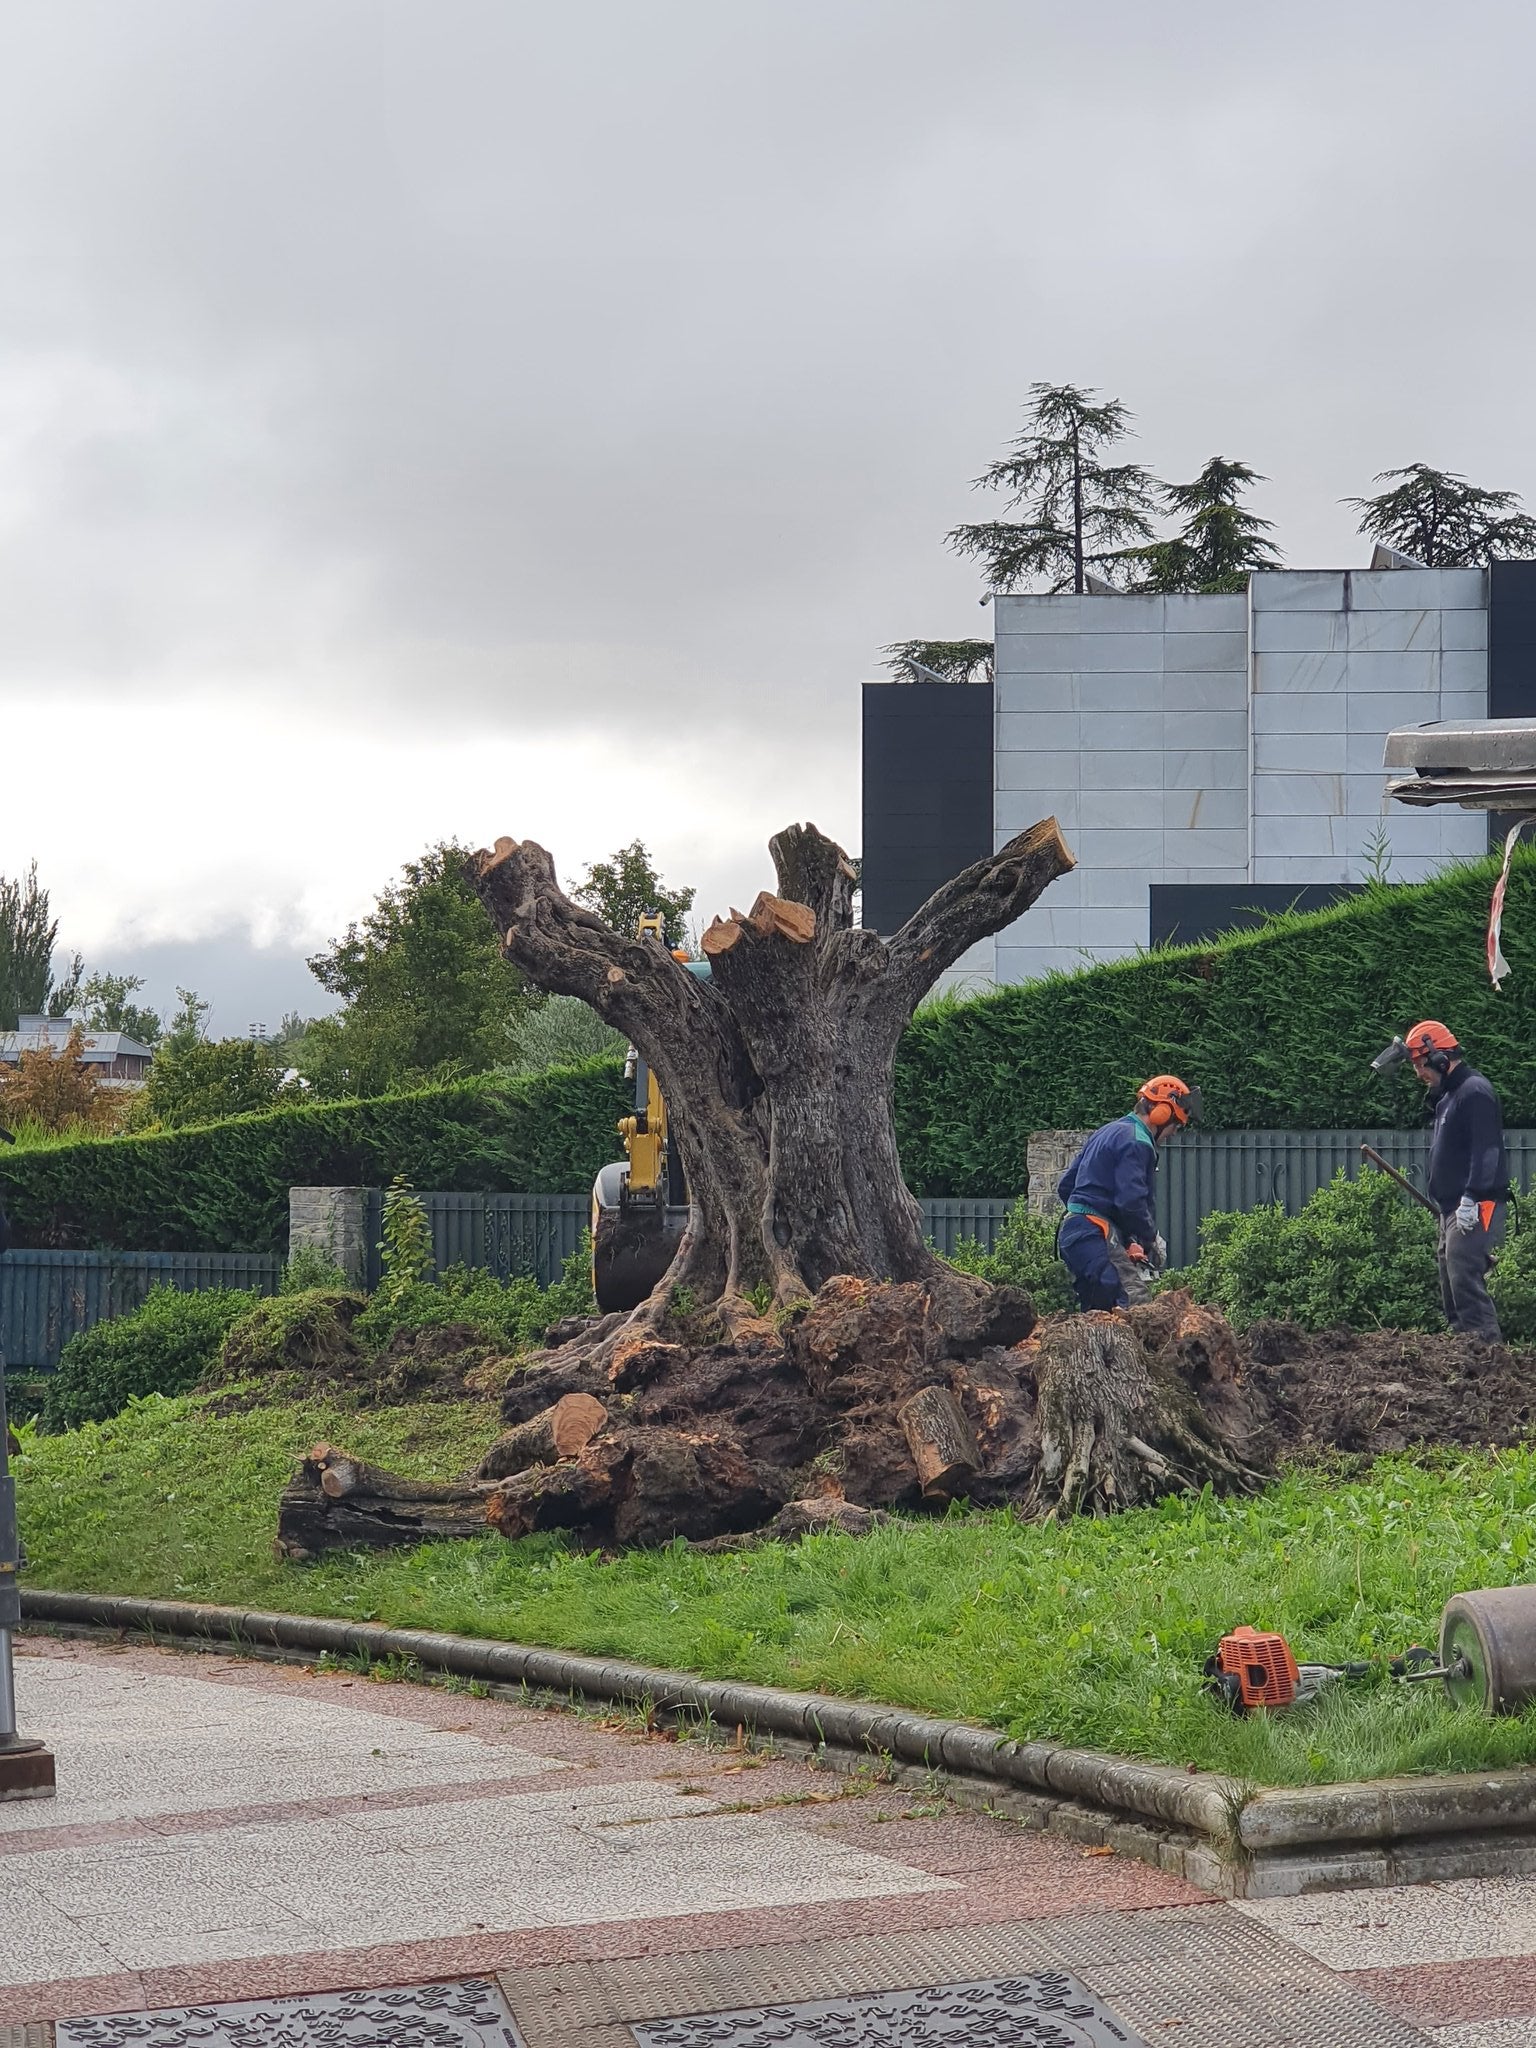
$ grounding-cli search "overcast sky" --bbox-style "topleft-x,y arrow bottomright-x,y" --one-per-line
3,0 -> 1534,1030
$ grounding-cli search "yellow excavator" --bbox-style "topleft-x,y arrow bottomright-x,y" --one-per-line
590,915 -> 711,1312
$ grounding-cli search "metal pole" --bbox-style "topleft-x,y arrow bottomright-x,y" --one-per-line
0,1345 -> 20,1747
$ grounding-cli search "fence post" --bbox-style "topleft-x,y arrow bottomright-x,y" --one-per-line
1025,1131 -> 1091,1218
288,1188 -> 372,1290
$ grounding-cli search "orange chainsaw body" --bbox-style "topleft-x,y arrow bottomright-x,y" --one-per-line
1209,1626 -> 1300,1711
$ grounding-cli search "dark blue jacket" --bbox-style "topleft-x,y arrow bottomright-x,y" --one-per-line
1427,1062 -> 1508,1215
1057,1115 -> 1159,1248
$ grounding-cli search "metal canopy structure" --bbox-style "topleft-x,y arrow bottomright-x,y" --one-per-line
1384,717 -> 1536,813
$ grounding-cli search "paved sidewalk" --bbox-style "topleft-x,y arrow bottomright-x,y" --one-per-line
0,1635 -> 1506,2043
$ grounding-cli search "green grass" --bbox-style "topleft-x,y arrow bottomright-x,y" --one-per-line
18,1388 -> 1536,1789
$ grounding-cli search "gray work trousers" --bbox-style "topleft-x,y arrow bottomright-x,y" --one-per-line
1107,1239 -> 1151,1307
1437,1202 -> 1506,1342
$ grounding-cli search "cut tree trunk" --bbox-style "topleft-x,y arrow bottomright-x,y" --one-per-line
1028,1312 -> 1264,1518
476,1395 -> 608,1479
898,1385 -> 980,1499
275,1443 -> 492,1562
471,816 -> 1074,1324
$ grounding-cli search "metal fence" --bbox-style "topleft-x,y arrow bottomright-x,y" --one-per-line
368,1191 -> 590,1291
11,1130 -> 1536,1371
1157,1128 -> 1536,1268
0,1250 -> 283,1372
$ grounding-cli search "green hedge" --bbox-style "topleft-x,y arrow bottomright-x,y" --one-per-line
895,853 -> 1536,1195
6,854 -> 1533,1244
0,1059 -> 629,1253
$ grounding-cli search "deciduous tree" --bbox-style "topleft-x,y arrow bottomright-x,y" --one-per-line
302,843 -> 532,1098
569,841 -> 695,950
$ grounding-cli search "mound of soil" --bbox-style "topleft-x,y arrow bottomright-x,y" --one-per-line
1242,1319 -> 1536,1459
207,1300 -> 518,1416
274,1279 -> 1536,1559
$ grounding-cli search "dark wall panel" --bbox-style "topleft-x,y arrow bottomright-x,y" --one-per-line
861,683 -> 993,934
1150,882 -> 1362,949
1488,560 -> 1536,720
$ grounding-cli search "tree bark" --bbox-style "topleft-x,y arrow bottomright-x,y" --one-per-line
1028,1313 -> 1262,1518
275,1444 -> 492,1562
471,816 -> 1073,1324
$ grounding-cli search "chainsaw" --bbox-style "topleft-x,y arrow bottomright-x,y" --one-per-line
1203,1627 -> 1370,1714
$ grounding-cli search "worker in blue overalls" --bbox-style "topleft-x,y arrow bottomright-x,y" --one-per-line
1056,1076 -> 1199,1310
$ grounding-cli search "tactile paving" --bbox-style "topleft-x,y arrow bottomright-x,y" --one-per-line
54,1978 -> 522,2048
631,1972 -> 1142,2045
500,1905 -> 1437,2046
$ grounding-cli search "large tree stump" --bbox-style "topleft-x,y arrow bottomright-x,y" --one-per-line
471,817 -> 1073,1328
1029,1314 -> 1264,1518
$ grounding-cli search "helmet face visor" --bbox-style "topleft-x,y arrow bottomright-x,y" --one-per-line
1181,1084 -> 1202,1125
1371,1035 -> 1410,1074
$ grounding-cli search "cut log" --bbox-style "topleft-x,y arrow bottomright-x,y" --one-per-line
475,1394 -> 607,1480
898,1385 -> 980,1499
745,892 -> 816,944
276,1444 -> 492,1563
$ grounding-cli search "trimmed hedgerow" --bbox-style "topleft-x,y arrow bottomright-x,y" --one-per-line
895,853 -> 1536,1195
5,855 -> 1533,1243
0,1059 -> 629,1254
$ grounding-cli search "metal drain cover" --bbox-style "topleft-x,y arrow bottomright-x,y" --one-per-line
633,1973 -> 1144,2046
55,1978 -> 522,2048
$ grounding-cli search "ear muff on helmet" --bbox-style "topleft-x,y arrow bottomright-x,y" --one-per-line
1405,1020 -> 1459,1076
1138,1075 -> 1199,1129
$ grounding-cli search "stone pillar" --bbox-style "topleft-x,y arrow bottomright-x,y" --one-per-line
288,1187 -> 372,1290
1026,1131 -> 1091,1218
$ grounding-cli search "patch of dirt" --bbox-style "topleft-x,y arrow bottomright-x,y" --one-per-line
1241,1319 -> 1536,1458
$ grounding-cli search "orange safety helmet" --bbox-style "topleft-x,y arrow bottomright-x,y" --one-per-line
1137,1074 -> 1199,1130
1374,1020 -> 1460,1077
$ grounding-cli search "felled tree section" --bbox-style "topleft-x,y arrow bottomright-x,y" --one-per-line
274,1287 -> 1274,1560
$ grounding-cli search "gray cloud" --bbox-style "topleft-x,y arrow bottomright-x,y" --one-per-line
3,1 -> 1536,1021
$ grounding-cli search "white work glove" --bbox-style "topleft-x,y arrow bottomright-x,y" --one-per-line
1455,1195 -> 1480,1235
1151,1233 -> 1168,1272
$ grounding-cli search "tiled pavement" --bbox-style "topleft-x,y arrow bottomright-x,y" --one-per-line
3,1640 -> 1536,2043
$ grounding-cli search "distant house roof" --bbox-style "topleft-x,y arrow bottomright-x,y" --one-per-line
0,1015 -> 157,1065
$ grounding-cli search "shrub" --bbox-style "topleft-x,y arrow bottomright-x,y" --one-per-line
44,1285 -> 258,1430
354,1242 -> 596,1354
946,1199 -> 1076,1316
0,1060 -> 630,1252
1490,1189 -> 1536,1343
130,1037 -> 300,1131
281,1245 -> 349,1293
374,1176 -> 434,1312
1180,1171 -> 1441,1332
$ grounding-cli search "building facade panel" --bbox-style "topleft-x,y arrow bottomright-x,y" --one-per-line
969,565 -> 1505,986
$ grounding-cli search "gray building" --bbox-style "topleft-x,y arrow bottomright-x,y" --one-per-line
862,558 -> 1529,990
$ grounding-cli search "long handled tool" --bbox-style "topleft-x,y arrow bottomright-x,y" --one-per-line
1360,1142 -> 1437,1215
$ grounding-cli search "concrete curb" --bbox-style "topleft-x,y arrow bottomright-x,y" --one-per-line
20,1588 -> 1536,1898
